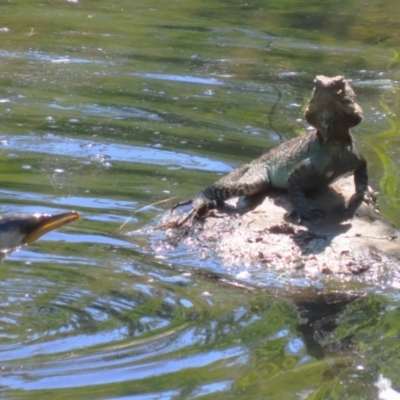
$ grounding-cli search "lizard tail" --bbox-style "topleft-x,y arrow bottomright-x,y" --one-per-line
171,199 -> 193,213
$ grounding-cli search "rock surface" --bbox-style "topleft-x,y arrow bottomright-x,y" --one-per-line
157,176 -> 400,287
134,76 -> 400,289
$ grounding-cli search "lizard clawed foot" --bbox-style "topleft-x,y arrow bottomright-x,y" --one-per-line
349,189 -> 380,215
287,204 -> 324,224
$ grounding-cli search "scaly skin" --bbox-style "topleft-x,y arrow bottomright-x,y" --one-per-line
172,76 -> 368,222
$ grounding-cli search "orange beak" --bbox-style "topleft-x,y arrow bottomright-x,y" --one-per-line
0,211 -> 81,251
22,211 -> 81,244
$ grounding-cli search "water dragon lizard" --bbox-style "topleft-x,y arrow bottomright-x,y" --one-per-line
172,75 -> 368,222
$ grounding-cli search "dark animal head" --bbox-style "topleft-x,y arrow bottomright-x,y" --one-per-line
305,75 -> 363,142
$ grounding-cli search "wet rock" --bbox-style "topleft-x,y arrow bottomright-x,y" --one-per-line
155,176 -> 400,287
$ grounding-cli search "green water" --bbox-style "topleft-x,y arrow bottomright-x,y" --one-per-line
0,0 -> 399,399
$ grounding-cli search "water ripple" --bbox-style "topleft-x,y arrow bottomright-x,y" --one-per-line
135,73 -> 224,86
0,134 -> 232,173
2,345 -> 247,390
50,102 -> 163,121
0,49 -> 105,64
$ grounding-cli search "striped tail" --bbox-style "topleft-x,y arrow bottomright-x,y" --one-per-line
171,198 -> 193,213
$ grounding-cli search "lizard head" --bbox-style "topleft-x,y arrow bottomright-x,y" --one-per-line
304,75 -> 363,142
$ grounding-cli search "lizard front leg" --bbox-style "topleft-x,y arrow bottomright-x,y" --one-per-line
353,157 -> 368,200
349,157 -> 376,208
287,160 -> 324,222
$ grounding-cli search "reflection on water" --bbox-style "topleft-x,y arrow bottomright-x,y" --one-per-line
50,102 -> 164,120
0,0 -> 399,398
0,134 -> 232,172
135,73 -> 225,85
0,49 -> 105,65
